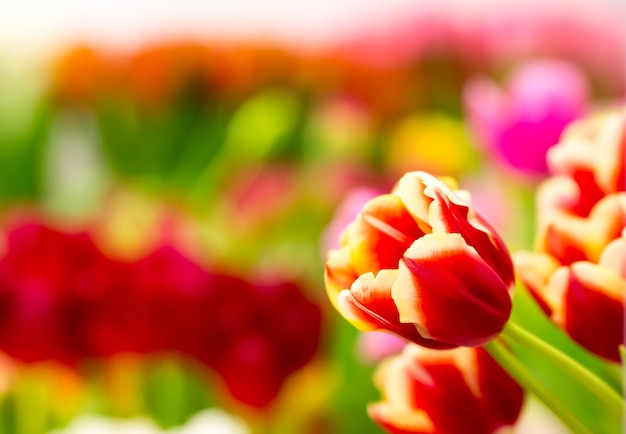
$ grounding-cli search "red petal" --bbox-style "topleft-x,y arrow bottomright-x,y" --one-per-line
339,271 -> 453,350
324,246 -> 359,310
548,262 -> 625,362
426,185 -> 515,289
394,233 -> 512,347
347,194 -> 425,275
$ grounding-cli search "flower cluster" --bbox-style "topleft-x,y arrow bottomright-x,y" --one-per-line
514,108 -> 625,362
323,107 -> 626,431
0,217 -> 322,407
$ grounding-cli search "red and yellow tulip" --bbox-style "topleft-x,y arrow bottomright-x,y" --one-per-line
368,344 -> 524,434
324,171 -> 515,348
515,107 -> 625,362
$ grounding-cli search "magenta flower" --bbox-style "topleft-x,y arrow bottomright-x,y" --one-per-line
464,59 -> 589,176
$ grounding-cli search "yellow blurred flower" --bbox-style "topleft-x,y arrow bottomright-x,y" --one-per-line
386,113 -> 477,177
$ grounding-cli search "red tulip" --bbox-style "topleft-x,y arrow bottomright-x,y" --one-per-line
515,107 -> 626,362
515,194 -> 626,362
537,108 -> 625,219
0,220 -> 112,363
325,171 -> 514,348
369,344 -> 524,434
195,277 -> 322,408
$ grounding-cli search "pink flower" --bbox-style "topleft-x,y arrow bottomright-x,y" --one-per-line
464,59 -> 589,176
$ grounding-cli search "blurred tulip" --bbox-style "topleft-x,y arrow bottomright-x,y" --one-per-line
325,171 -> 514,349
0,219 -> 113,363
191,276 -> 322,408
386,113 -> 478,177
515,195 -> 626,362
0,212 -> 323,407
81,245 -> 210,356
515,107 -> 626,362
368,344 -> 524,434
464,59 -> 589,176
52,46 -> 120,104
537,108 -> 625,219
125,43 -> 209,107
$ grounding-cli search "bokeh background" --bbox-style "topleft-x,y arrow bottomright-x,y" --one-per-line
0,0 -> 623,432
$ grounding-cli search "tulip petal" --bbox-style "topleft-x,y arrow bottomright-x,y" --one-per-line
546,262 -> 625,362
369,344 -> 524,434
599,232 -> 626,278
347,194 -> 426,275
393,233 -> 512,347
593,111 -> 625,194
339,270 -> 454,350
324,247 -> 359,310
392,172 -> 435,233
400,171 -> 514,284
425,185 -> 515,288
368,354 -> 436,434
538,193 -> 626,265
536,175 -> 586,222
338,270 -> 400,332
512,251 -> 560,315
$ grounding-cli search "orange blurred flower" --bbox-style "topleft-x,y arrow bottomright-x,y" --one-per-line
124,42 -> 210,107
324,171 -> 514,349
52,46 -> 120,104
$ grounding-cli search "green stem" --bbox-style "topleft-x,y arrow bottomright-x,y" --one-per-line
485,339 -> 593,434
502,321 -> 623,414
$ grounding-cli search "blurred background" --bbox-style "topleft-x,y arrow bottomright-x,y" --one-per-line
0,0 -> 623,432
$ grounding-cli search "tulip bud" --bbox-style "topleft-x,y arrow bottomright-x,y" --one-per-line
324,171 -> 515,348
368,344 -> 524,434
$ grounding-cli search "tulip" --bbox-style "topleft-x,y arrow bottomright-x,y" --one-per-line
368,344 -> 524,434
192,276 -> 322,408
515,195 -> 626,362
538,108 -> 625,219
324,171 -> 515,349
515,107 -> 626,362
0,219 -> 113,363
464,59 -> 589,176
